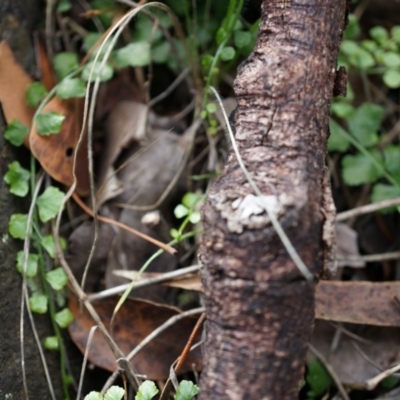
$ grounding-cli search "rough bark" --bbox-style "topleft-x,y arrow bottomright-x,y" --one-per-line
0,2 -> 63,398
198,1 -> 347,399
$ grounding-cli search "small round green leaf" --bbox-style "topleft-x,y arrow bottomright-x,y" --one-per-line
44,336 -> 59,350
104,386 -> 125,400
220,46 -> 236,62
330,102 -> 354,118
372,184 -> 400,214
4,119 -> 29,146
370,26 -> 389,44
206,103 -> 217,114
344,14 -> 360,40
234,31 -> 251,48
306,359 -> 332,398
53,52 -> 79,79
135,380 -> 159,400
189,211 -> 201,224
170,228 -> 180,241
151,41 -> 171,64
174,380 -> 200,400
36,186 -> 65,222
114,42 -> 151,68
383,69 -> 400,89
16,251 -> 38,277
82,60 -> 114,82
4,161 -> 30,197
84,392 -> 102,400
29,294 -> 48,314
36,112 -> 65,136
201,54 -> 214,70
392,26 -> 400,44
57,0 -> 72,13
46,267 -> 68,291
56,77 -> 86,99
182,192 -> 200,209
328,119 -> 350,153
174,204 -> 189,219
382,52 -> 400,68
9,213 -> 31,239
41,235 -> 67,259
54,307 -> 74,328
26,82 -> 48,107
342,152 -> 383,186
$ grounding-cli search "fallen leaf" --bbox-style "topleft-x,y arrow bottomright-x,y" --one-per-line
315,281 -> 400,327
309,321 -> 400,386
68,295 -> 202,379
335,223 -> 365,268
0,40 -> 34,146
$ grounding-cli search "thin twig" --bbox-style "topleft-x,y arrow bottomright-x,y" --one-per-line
72,192 -> 176,255
210,86 -> 314,281
365,363 -> 400,391
336,197 -> 400,221
159,313 -> 206,400
88,264 -> 201,302
337,251 -> 400,264
308,343 -> 350,400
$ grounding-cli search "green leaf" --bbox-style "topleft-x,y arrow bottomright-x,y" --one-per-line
53,52 -> 79,79
29,294 -> 48,314
82,32 -> 103,52
36,186 -> 65,222
174,204 -> 189,219
41,235 -> 67,259
383,69 -> 400,88
383,145 -> 400,180
347,103 -> 383,147
114,42 -> 151,68
170,228 -> 180,240
46,267 -> 68,291
84,392 -> 103,400
189,211 -> 201,224
342,152 -> 383,186
54,307 -> 74,328
9,213 -> 31,239
306,359 -> 332,398
371,184 -> 400,213
26,82 -> 48,107
174,380 -> 200,400
361,39 -> 378,53
340,40 -> 375,70
330,102 -> 354,118
4,161 -> 30,197
57,0 -> 72,12
392,26 -> 400,44
370,26 -> 389,44
344,14 -> 360,40
220,46 -> 236,62
206,103 -> 217,114
4,119 -> 29,146
151,41 -> 171,64
36,111 -> 65,136
182,192 -> 200,209
44,336 -> 59,350
82,60 -> 114,82
16,251 -> 38,277
104,386 -> 125,400
382,375 -> 400,389
135,380 -> 159,400
382,52 -> 400,68
201,54 -> 214,70
56,77 -> 86,99
234,31 -> 251,48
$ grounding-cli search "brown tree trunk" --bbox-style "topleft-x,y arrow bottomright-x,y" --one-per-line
0,2 -> 63,398
199,1 -> 347,399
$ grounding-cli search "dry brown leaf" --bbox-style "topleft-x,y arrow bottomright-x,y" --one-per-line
309,321 -> 400,386
29,97 -> 90,195
68,294 -> 202,379
315,281 -> 400,326
0,40 -> 34,145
